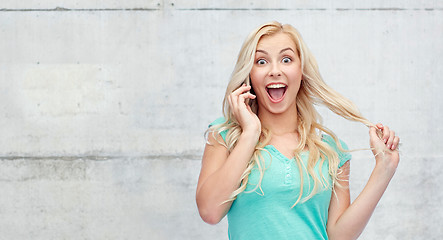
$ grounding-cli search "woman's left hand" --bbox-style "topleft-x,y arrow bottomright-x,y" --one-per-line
369,123 -> 400,170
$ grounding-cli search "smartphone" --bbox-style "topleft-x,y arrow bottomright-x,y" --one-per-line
244,77 -> 255,107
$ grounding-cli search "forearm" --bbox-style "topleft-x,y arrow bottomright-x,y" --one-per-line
328,164 -> 396,240
196,131 -> 258,224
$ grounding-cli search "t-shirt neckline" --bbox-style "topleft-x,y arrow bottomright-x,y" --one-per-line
264,145 -> 309,161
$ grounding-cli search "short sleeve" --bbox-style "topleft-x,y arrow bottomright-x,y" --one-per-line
322,135 -> 352,168
208,117 -> 228,142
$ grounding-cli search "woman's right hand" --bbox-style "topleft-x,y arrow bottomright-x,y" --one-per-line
197,84 -> 261,224
228,84 -> 261,138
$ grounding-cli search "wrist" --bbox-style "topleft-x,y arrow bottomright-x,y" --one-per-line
373,160 -> 397,178
240,129 -> 261,144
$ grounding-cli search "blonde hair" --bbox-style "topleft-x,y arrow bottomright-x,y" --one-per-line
210,21 -> 376,207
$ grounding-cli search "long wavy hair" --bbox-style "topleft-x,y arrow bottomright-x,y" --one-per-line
210,21 -> 376,207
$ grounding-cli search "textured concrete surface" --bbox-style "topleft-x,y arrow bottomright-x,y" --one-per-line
1,1 -> 442,239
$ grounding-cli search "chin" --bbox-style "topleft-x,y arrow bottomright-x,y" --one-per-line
262,102 -> 293,115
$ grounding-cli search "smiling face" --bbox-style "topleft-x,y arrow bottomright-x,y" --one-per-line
250,32 -> 303,116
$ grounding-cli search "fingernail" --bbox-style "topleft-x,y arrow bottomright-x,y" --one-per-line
387,144 -> 391,149
384,138 -> 387,143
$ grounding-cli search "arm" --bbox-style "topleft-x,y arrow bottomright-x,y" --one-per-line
327,124 -> 400,240
196,85 -> 260,224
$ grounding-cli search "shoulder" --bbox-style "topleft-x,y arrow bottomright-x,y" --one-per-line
208,117 -> 226,128
208,117 -> 228,142
321,134 -> 348,150
321,134 -> 351,168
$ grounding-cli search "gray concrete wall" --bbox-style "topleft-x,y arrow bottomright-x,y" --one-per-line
1,1 -> 442,239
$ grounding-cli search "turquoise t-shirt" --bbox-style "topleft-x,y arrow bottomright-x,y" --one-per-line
209,117 -> 351,240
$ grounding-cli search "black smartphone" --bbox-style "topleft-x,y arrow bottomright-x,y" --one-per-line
244,77 -> 255,107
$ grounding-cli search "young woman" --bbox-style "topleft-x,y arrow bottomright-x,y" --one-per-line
196,21 -> 400,240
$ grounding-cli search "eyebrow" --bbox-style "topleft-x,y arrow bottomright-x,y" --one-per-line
256,47 -> 295,55
279,48 -> 295,54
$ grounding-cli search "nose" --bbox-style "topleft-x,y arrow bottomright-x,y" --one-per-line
268,62 -> 282,77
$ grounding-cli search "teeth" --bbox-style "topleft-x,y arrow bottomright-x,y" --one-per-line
267,83 -> 286,89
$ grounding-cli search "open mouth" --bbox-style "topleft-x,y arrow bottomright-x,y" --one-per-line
266,83 -> 287,103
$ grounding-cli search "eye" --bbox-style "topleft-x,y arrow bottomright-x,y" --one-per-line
282,57 -> 292,63
256,59 -> 267,65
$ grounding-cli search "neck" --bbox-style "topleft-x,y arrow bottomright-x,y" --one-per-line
258,107 -> 299,135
